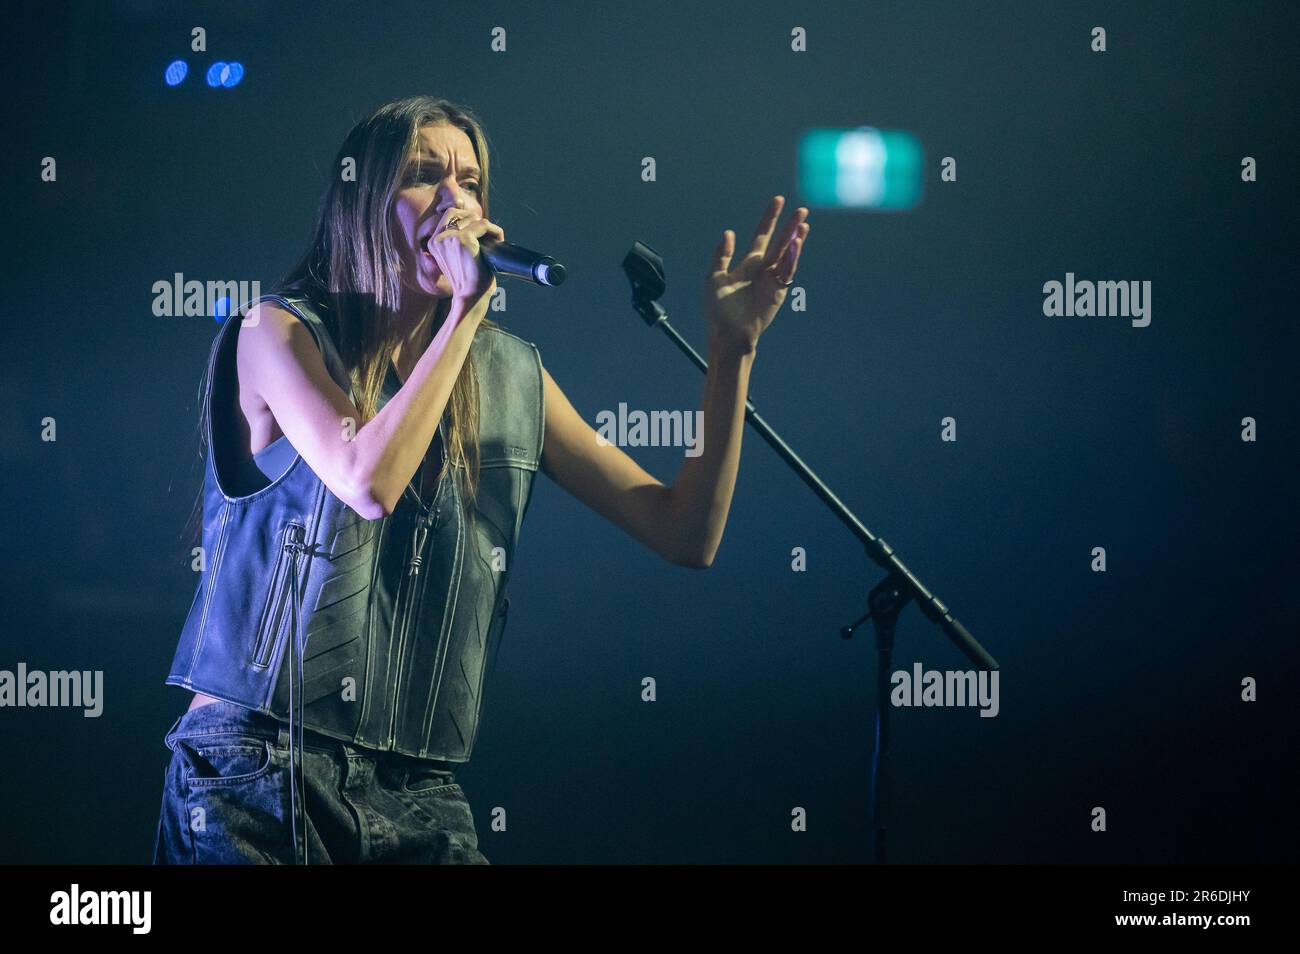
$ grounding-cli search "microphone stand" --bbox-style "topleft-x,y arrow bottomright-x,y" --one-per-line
621,242 -> 1000,863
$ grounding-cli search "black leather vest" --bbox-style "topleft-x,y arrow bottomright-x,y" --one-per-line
166,293 -> 543,762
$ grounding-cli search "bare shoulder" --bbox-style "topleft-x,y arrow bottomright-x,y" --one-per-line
238,300 -> 306,348
235,301 -> 326,385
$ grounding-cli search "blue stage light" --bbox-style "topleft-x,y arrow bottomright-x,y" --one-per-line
164,60 -> 188,86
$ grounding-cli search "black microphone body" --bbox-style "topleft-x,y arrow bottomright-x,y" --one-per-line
482,241 -> 566,286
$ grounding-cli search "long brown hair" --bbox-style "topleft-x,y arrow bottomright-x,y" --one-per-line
183,95 -> 497,548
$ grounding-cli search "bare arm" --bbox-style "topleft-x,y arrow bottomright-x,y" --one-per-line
538,332 -> 755,568
539,194 -> 808,568
237,297 -> 486,519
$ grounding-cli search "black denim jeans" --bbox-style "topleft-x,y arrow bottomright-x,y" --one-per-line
152,700 -> 489,864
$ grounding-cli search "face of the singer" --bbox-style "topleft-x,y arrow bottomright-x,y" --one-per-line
391,123 -> 485,300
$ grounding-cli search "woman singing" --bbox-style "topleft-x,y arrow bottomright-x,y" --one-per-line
152,94 -> 809,864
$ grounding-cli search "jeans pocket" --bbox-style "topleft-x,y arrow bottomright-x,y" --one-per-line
176,736 -> 276,788
172,739 -> 293,864
401,765 -> 461,796
392,769 -> 486,864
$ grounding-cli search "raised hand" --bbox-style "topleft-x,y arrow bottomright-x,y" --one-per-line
705,195 -> 809,354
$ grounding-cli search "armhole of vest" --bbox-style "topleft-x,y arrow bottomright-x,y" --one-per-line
207,296 -> 350,498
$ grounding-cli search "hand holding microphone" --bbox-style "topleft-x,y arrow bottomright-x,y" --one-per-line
426,204 -> 505,302
428,203 -> 566,295
482,241 -> 566,287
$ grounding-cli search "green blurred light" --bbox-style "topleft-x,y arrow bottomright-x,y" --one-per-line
798,127 -> 923,210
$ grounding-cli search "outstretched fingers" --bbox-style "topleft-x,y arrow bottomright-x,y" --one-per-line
774,222 -> 809,284
712,229 -> 736,276
747,195 -> 785,258
764,207 -> 808,270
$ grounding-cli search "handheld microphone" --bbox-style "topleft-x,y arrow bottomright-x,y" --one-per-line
482,241 -> 566,286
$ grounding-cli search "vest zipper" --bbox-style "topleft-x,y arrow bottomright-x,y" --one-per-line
385,498 -> 438,750
385,422 -> 447,751
407,501 -> 438,578
252,521 -> 307,669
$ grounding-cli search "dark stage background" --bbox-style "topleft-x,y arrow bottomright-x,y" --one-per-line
2,0 -> 1297,864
